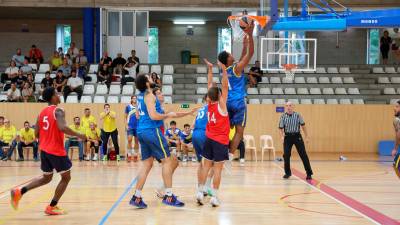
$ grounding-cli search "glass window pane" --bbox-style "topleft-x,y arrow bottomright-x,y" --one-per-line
368,29 -> 379,64
217,27 -> 232,54
149,27 -> 159,64
122,12 -> 133,36
63,25 -> 71,53
108,12 -> 120,36
136,12 -> 148,37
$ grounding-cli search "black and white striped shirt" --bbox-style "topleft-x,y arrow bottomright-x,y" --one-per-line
278,112 -> 305,134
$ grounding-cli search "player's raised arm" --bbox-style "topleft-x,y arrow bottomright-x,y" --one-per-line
203,58 -> 214,89
218,61 -> 229,109
239,35 -> 249,62
145,92 -> 175,120
235,21 -> 254,75
55,108 -> 86,140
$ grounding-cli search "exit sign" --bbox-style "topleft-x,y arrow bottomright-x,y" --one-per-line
181,104 -> 190,109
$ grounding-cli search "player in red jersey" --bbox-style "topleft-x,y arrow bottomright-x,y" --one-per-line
10,87 -> 86,215
196,61 -> 229,207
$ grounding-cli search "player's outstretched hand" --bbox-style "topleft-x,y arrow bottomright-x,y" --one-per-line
167,112 -> 177,118
244,19 -> 255,36
217,61 -> 227,70
203,58 -> 213,68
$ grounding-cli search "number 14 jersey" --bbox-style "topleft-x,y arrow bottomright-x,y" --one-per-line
206,102 -> 230,145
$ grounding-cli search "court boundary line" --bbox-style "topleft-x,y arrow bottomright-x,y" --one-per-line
273,163 -> 399,225
98,176 -> 138,225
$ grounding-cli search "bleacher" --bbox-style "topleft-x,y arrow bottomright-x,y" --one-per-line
1,64 -> 400,104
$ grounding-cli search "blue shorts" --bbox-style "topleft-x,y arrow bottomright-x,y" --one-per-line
202,138 -> 229,162
138,128 -> 170,161
227,98 -> 247,127
40,151 -> 72,174
192,130 -> 206,162
127,128 -> 137,137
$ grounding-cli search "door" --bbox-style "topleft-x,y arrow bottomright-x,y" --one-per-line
121,11 -> 135,59
134,11 -> 149,63
107,11 -> 121,58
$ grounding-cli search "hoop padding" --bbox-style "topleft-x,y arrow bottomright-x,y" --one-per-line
227,15 -> 269,42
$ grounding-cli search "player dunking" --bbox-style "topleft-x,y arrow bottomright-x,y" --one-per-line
196,61 -> 229,207
217,21 -> 254,165
10,87 -> 86,215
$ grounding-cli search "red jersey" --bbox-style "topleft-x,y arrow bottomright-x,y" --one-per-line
38,105 -> 66,156
206,102 -> 230,145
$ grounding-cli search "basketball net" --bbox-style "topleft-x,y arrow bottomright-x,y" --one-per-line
282,64 -> 297,80
227,15 -> 269,42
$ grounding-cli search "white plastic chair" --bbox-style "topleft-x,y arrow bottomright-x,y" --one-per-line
372,67 -> 385,73
243,135 -> 257,162
343,77 -> 355,84
339,99 -> 351,104
122,85 -> 134,95
247,88 -> 258,95
300,99 -> 312,104
306,77 -> 318,84
327,99 -> 339,104
270,77 -> 281,84
96,84 -> 108,95
327,67 -> 339,74
107,96 -> 119,103
313,99 -> 325,104
385,67 -> 396,74
38,64 -> 50,73
151,65 -> 162,74
80,96 -> 92,103
272,88 -> 284,95
163,65 -> 174,75
34,74 -> 45,83
348,88 -> 360,95
28,64 -> 37,71
93,96 -> 105,103
89,64 -> 99,73
109,85 -> 121,95
297,88 -> 309,95
352,99 -> 364,104
275,99 -> 286,105
83,85 -> 95,95
162,85 -> 173,95
378,77 -> 391,84
322,88 -> 334,95
294,77 -> 306,84
139,65 -> 149,74
331,77 -> 343,84
197,87 -> 208,95
164,96 -> 173,104
384,88 -> 396,95
259,88 -> 271,95
66,96 -> 78,103
121,96 -> 131,104
284,88 -> 296,95
260,135 -> 276,161
249,99 -> 260,104
196,67 -> 207,74
196,77 -> 207,84
316,67 -> 327,74
319,77 -> 330,84
162,75 -> 173,84
339,67 -> 351,74
261,99 -> 273,104
310,88 -> 321,95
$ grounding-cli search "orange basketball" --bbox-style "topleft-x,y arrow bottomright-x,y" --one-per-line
239,16 -> 253,31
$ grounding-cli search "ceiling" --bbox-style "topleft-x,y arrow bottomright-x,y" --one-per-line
0,7 -> 83,19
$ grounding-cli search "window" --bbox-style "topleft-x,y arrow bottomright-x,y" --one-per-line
148,27 -> 159,64
367,29 -> 379,64
56,25 -> 71,53
218,27 -> 232,54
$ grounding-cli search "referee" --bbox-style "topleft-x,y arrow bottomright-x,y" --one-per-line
278,102 -> 313,180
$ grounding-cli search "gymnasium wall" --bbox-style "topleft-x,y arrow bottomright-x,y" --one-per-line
0,104 -> 394,156
150,21 -> 226,64
0,19 -> 83,63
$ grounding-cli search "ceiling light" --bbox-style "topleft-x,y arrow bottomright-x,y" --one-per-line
173,20 -> 205,25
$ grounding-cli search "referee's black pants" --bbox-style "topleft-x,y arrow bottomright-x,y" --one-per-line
283,133 -> 313,176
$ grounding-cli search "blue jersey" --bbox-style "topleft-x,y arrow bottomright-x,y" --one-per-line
194,105 -> 208,131
225,64 -> 247,103
180,130 -> 193,144
166,128 -> 181,140
155,98 -> 165,128
137,91 -> 161,131
125,104 -> 138,129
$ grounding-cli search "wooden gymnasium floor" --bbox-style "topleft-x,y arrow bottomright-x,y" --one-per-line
0,153 -> 399,225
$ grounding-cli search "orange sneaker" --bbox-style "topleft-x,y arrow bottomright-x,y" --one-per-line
10,188 -> 22,210
45,205 -> 66,215
127,155 -> 132,162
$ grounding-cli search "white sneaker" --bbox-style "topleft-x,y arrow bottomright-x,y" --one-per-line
196,191 -> 204,205
92,154 -> 98,161
240,158 -> 245,166
210,196 -> 220,207
85,156 -> 90,161
191,156 -> 197,162
182,155 -> 188,162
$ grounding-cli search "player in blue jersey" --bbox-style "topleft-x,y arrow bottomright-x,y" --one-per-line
217,22 -> 254,164
125,95 -> 138,162
180,124 -> 194,162
129,74 -> 185,208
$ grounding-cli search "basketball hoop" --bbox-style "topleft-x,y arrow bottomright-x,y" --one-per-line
227,15 -> 269,42
282,64 -> 297,80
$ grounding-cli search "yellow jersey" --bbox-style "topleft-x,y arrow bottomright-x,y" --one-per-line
68,124 -> 85,137
100,111 -> 117,132
19,128 -> 35,143
86,128 -> 101,140
81,115 -> 96,132
1,126 -> 16,143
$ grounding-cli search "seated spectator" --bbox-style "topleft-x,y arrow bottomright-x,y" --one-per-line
2,60 -> 19,84
67,42 -> 79,61
7,83 -> 21,102
41,71 -> 53,89
99,51 -> 112,69
26,73 -> 35,93
121,61 -> 138,85
65,53 -> 73,65
65,117 -> 85,161
17,121 -> 38,161
111,53 -> 126,76
151,72 -> 162,87
21,82 -> 35,102
74,62 -> 90,82
76,49 -> 88,68
12,70 -> 27,89
50,51 -> 63,71
85,122 -> 101,161
53,70 -> 67,92
248,60 -> 263,87
165,120 -> 182,154
63,70 -> 83,101
97,64 -> 111,87
20,58 -> 33,75
127,49 -> 140,74
12,48 -> 25,67
28,44 -> 44,64
57,47 -> 65,59
180,123 -> 193,162
58,58 -> 72,77
0,119 -> 18,161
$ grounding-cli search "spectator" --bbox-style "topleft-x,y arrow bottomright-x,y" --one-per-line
151,72 -> 162,87
63,70 -> 83,101
7,83 -> 21,102
74,62 -> 90,82
58,58 -> 72,77
381,30 -> 392,65
100,51 -> 112,69
21,82 -> 35,102
12,70 -> 27,89
165,120 -> 182,156
28,45 -> 44,64
17,121 -> 38,161
64,117 -> 85,161
0,119 -> 18,161
180,123 -> 193,162
65,53 -> 73,65
12,48 -> 25,67
127,50 -> 140,74
2,60 -> 19,84
40,71 -> 53,95
57,47 -> 65,59
85,122 -> 101,161
67,42 -> 79,60
111,53 -> 126,75
76,49 -> 88,68
53,70 -> 67,93
100,104 -> 120,161
97,64 -> 112,87
20,58 -> 33,75
26,73 -> 35,93
81,108 -> 96,133
248,60 -> 263,87
50,51 -> 63,71
121,61 -> 138,85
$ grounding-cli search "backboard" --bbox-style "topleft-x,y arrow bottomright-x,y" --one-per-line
260,37 -> 317,72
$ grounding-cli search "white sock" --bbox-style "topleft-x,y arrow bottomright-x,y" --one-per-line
165,188 -> 173,196
212,188 -> 218,197
229,153 -> 234,161
134,189 -> 141,197
198,185 -> 204,193
206,177 -> 212,187
127,148 -> 132,156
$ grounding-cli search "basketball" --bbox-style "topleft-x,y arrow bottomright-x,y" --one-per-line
239,16 -> 253,31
